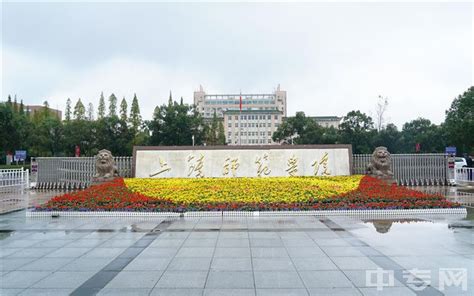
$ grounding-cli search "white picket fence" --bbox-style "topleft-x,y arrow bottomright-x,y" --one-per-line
454,167 -> 474,186
0,168 -> 30,213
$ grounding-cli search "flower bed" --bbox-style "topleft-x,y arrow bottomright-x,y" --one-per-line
35,176 -> 461,212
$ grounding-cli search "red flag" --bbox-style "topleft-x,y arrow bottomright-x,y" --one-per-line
239,93 -> 242,111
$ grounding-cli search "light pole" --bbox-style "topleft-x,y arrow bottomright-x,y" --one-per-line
192,135 -> 195,146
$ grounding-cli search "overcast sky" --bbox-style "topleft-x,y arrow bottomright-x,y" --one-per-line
2,2 -> 472,127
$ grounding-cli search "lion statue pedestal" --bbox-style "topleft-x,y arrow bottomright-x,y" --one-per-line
366,146 -> 396,185
92,149 -> 119,184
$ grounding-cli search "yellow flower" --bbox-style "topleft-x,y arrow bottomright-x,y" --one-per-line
124,176 -> 363,205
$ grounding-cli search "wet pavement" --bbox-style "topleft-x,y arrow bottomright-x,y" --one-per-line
0,210 -> 472,296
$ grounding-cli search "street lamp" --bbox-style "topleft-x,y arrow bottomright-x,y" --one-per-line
192,135 -> 195,146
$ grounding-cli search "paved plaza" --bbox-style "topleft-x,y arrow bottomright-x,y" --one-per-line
1,209 -> 473,296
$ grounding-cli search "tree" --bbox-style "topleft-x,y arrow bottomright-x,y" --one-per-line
73,99 -> 86,120
205,110 -> 219,145
375,95 -> 389,131
372,123 -> 401,153
120,97 -> 128,121
98,92 -> 106,119
217,121 -> 226,145
444,86 -> 474,154
129,93 -> 142,132
87,103 -> 94,121
339,110 -> 375,154
148,94 -> 205,146
400,118 -> 444,153
108,94 -> 118,117
272,112 -> 324,144
65,98 -> 72,121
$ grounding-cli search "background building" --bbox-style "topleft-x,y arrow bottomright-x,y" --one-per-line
194,85 -> 286,145
309,116 -> 342,128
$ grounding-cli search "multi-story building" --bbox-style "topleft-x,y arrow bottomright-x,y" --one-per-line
309,116 -> 342,128
194,85 -> 286,145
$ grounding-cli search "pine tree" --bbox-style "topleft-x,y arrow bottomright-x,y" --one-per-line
108,93 -> 117,117
217,121 -> 226,145
120,97 -> 128,121
65,98 -> 72,121
129,93 -> 142,132
98,92 -> 106,119
73,98 -> 86,120
87,103 -> 94,121
13,95 -> 18,113
19,100 -> 25,115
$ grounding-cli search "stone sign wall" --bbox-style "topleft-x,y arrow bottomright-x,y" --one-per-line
133,145 -> 352,178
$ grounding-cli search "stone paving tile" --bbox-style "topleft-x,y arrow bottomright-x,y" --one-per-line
156,271 -> 208,288
82,247 -> 127,258
322,246 -> 365,257
210,258 -> 253,271
251,247 -> 288,258
2,258 -> 39,271
0,271 -> 51,288
0,248 -> 21,257
251,238 -> 284,247
149,239 -> 186,248
31,271 -> 96,289
176,247 -> 215,258
44,247 -> 91,258
123,257 -> 171,271
182,239 -> 217,247
188,232 -> 219,239
307,287 -> 363,296
158,232 -> 190,239
206,271 -> 254,289
253,258 -> 295,271
359,287 -> 416,296
291,257 -> 338,271
216,238 -> 250,247
105,270 -> 164,289
63,238 -> 109,248
149,288 -> 204,296
299,270 -> 353,288
204,288 -> 255,296
214,247 -> 251,258
29,240 -> 71,248
136,247 -> 178,259
0,289 -> 25,296
167,257 -> 212,271
59,257 -> 114,271
6,247 -> 56,258
331,256 -> 379,270
18,258 -> 75,271
1,239 -> 39,248
281,238 -> 318,247
286,247 -> 326,257
97,288 -> 152,295
312,238 -> 352,247
256,288 -> 308,296
218,232 -> 249,239
254,271 -> 305,288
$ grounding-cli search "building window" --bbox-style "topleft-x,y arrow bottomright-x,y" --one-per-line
228,123 -> 231,128
274,115 -> 279,120
235,123 -> 239,127
267,123 -> 271,127
268,139 -> 272,144
228,116 -> 231,120
235,115 -> 238,120
268,131 -> 272,136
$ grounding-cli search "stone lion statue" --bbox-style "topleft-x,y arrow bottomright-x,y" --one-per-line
94,149 -> 119,181
366,146 -> 394,178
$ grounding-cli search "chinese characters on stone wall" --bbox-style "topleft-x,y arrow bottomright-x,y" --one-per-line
149,152 -> 332,178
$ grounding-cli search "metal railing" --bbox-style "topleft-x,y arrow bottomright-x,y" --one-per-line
36,153 -> 449,189
454,167 -> 474,186
353,153 -> 447,186
0,168 -> 30,213
36,157 -> 132,190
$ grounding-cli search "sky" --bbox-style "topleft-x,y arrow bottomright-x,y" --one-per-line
2,1 -> 472,127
